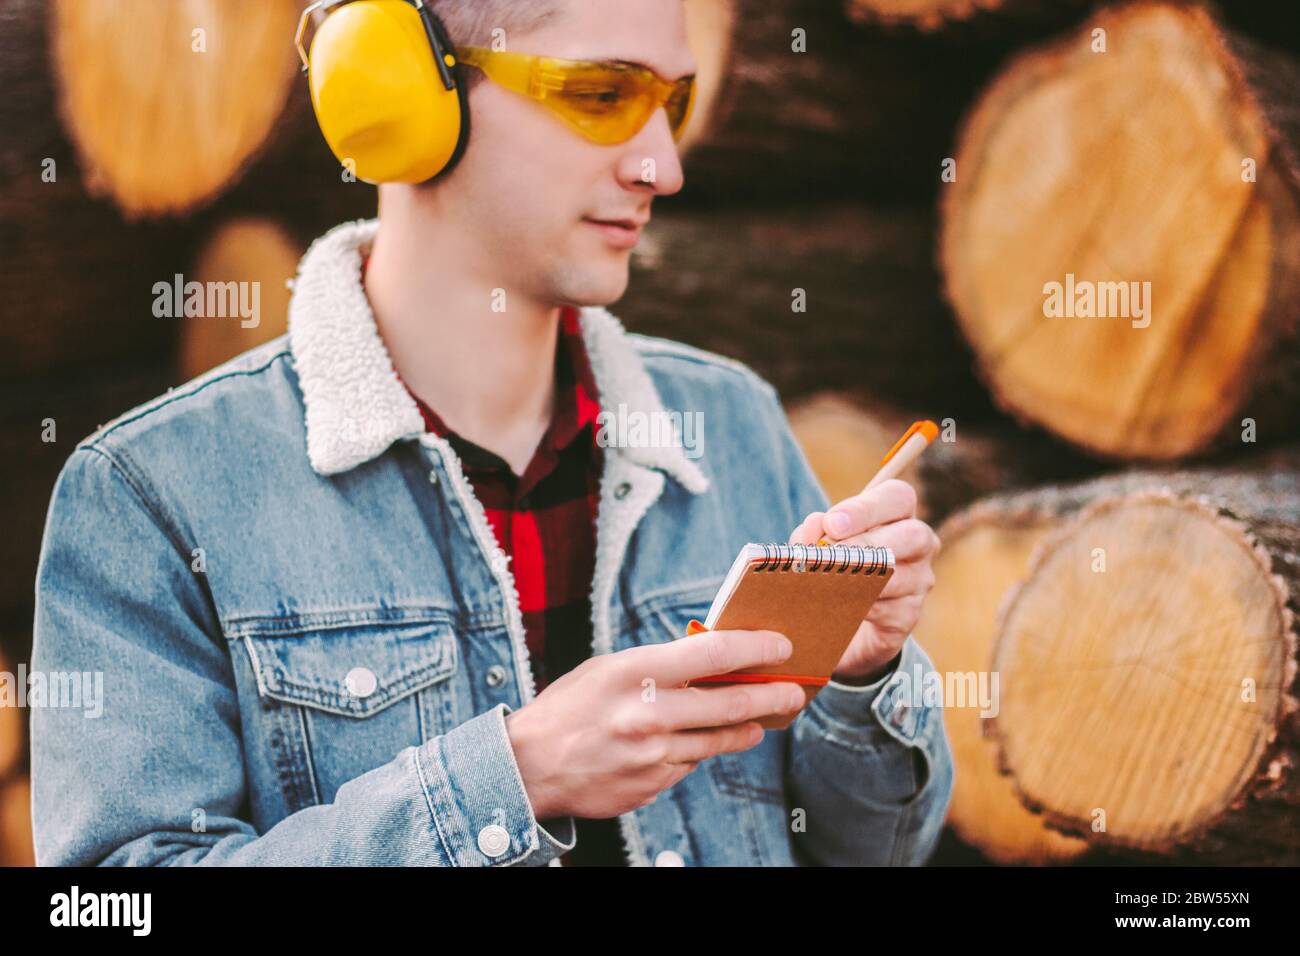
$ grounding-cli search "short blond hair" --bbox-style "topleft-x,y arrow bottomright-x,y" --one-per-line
433,0 -> 560,88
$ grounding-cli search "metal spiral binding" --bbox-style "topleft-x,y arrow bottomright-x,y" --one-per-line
754,543 -> 892,575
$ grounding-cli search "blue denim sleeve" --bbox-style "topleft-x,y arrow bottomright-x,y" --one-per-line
760,385 -> 955,865
30,445 -> 575,866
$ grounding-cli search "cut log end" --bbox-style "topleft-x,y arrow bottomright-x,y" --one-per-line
786,395 -> 919,507
0,777 -> 34,867
783,392 -> 1104,527
941,2 -> 1300,459
0,650 -> 21,782
916,509 -> 1089,864
845,0 -> 1009,31
991,490 -> 1299,856
181,217 -> 300,380
678,0 -> 735,154
51,0 -> 302,217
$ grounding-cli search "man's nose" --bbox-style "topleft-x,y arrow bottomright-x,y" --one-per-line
617,109 -> 686,196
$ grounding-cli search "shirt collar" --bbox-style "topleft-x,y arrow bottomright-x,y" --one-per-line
286,217 -> 708,494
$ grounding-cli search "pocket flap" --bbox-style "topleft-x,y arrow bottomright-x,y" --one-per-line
243,618 -> 458,718
640,579 -> 725,642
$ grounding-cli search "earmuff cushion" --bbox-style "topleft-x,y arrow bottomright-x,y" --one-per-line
307,0 -> 471,184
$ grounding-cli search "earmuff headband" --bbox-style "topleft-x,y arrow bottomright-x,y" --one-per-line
413,0 -> 457,91
419,4 -> 472,179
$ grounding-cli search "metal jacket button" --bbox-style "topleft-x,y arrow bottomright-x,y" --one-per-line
485,664 -> 508,688
478,824 -> 511,858
614,481 -> 632,499
654,850 -> 685,866
344,666 -> 377,698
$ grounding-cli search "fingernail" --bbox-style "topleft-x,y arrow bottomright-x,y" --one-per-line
788,689 -> 805,711
826,512 -> 850,537
774,636 -> 793,660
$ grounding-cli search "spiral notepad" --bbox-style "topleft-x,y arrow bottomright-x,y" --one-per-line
683,543 -> 894,730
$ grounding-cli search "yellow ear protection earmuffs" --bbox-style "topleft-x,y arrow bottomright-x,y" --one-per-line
294,0 -> 469,184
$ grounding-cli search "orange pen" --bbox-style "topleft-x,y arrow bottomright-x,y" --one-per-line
680,422 -> 939,682
815,419 -> 939,546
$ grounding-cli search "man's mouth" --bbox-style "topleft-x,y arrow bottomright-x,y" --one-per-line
583,216 -> 647,250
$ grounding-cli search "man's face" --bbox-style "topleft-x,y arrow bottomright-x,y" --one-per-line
432,0 -> 695,308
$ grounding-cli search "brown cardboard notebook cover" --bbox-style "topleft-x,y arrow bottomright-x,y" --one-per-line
687,544 -> 894,730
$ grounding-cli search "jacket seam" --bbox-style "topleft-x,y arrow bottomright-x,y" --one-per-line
630,335 -> 769,382
890,795 -> 913,865
76,349 -> 291,449
77,445 -> 195,577
631,338 -> 778,397
801,692 -> 888,753
222,607 -> 464,638
412,741 -> 457,865
296,705 -> 322,806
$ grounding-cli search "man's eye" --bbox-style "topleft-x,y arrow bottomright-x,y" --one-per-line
566,87 -> 626,107
578,90 -> 620,102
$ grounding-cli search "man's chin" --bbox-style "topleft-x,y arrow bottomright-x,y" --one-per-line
553,264 -> 631,310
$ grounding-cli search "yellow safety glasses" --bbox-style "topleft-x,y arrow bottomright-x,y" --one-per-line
454,46 -> 696,146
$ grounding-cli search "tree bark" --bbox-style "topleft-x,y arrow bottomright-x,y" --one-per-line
844,0 -> 1086,33
0,0 -> 374,381
677,0 -> 1063,204
620,206 -> 995,417
784,391 -> 1102,526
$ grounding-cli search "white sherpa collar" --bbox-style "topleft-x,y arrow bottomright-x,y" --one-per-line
287,217 -> 709,494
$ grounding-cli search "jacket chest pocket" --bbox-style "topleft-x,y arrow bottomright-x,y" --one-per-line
241,618 -> 460,807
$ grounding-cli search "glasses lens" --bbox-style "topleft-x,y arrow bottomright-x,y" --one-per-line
556,64 -> 640,113
551,63 -> 654,144
665,76 -> 696,139
538,58 -> 691,145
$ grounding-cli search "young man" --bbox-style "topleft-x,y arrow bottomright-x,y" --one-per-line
31,0 -> 952,866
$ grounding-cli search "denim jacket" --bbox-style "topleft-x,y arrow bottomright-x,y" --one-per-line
31,218 -> 953,866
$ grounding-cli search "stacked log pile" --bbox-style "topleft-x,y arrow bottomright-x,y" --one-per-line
0,647 -> 31,867
915,448 -> 1299,863
916,2 -> 1295,864
1,0 -> 1297,866
983,453 -> 1299,862
630,0 -> 1300,865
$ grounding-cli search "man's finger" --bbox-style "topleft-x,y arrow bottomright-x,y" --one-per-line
633,628 -> 793,687
822,479 -> 917,540
789,511 -> 825,546
866,593 -> 926,632
666,721 -> 767,762
875,561 -> 936,599
824,518 -> 936,561
654,681 -> 805,732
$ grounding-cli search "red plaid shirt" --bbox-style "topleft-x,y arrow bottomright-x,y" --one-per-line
398,306 -> 603,693
371,277 -> 625,865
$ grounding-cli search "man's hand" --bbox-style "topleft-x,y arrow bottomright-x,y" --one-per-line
788,479 -> 939,684
505,631 -> 805,820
